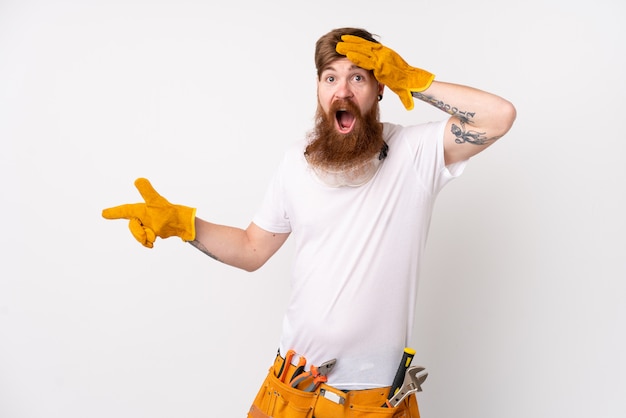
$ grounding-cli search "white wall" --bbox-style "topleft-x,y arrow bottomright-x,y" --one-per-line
1,0 -> 624,417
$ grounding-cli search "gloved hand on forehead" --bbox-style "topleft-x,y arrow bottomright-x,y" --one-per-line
102,178 -> 196,248
336,35 -> 435,110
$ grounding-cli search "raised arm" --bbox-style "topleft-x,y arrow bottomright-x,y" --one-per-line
336,35 -> 516,164
413,82 -> 516,165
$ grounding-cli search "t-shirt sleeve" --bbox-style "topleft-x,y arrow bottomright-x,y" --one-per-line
252,153 -> 292,234
404,118 -> 467,194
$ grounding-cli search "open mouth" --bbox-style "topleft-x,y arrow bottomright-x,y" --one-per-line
335,109 -> 356,134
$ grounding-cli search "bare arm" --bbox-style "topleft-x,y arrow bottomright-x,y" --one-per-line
413,81 -> 516,165
188,218 -> 290,272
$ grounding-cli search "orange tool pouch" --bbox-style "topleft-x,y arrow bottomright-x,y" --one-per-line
248,355 -> 420,418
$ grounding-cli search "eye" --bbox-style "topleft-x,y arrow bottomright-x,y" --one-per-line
326,75 -> 336,83
350,73 -> 370,85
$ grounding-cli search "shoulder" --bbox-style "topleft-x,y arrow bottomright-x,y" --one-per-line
271,139 -> 309,177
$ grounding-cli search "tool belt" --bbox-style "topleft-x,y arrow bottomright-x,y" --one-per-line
248,354 -> 420,418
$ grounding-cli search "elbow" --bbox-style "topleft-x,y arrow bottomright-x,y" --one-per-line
485,99 -> 516,140
242,264 -> 262,273
498,99 -> 517,136
240,258 -> 267,273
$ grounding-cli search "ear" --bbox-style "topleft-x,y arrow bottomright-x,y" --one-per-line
378,83 -> 385,96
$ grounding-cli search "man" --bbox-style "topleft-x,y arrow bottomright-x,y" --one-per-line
103,27 -> 516,417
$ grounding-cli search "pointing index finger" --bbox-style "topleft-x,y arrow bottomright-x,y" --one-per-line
134,177 -> 169,206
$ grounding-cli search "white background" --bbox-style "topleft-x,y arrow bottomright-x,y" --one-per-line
1,0 -> 625,417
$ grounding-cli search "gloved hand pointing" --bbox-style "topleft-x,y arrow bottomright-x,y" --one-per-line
336,35 -> 435,110
102,178 -> 196,248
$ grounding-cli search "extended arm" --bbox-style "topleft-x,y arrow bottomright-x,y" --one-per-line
102,178 -> 289,272
413,82 -> 516,165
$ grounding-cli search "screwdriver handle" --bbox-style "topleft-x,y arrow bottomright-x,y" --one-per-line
387,347 -> 416,400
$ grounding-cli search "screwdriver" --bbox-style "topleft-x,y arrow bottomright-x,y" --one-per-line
386,347 -> 416,402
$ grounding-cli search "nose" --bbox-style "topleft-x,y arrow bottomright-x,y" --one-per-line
335,79 -> 354,100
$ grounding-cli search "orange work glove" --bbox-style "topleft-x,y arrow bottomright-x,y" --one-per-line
336,35 -> 435,110
102,178 -> 196,248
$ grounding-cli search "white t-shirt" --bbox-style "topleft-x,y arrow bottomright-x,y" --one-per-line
253,119 -> 466,389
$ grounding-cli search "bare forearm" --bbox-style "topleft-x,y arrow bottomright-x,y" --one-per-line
189,217 -> 288,272
412,81 -> 516,163
413,81 -> 516,138
187,219 -> 255,271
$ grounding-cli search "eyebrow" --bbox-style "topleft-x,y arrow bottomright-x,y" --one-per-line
322,63 -> 363,73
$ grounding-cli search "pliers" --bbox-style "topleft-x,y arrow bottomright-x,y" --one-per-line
290,358 -> 337,392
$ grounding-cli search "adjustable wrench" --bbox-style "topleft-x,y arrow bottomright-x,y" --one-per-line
386,366 -> 428,407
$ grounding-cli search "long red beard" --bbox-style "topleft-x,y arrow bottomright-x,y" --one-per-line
305,99 -> 385,170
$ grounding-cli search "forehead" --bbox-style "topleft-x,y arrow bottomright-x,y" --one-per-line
321,57 -> 368,74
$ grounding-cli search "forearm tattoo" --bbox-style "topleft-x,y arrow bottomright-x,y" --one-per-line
188,239 -> 221,262
413,92 -> 475,122
412,92 -> 499,145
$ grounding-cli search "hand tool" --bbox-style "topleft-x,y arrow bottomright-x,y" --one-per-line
277,349 -> 296,383
289,355 -> 307,383
303,359 -> 337,392
385,365 -> 428,408
290,358 -> 337,392
387,347 -> 416,401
